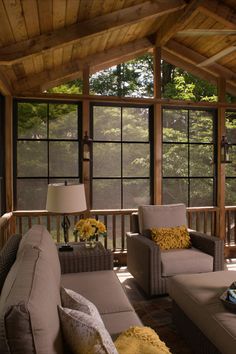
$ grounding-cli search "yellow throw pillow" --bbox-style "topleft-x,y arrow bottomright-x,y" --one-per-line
151,225 -> 191,250
114,326 -> 171,354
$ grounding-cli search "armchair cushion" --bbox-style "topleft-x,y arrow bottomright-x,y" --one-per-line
161,248 -> 213,276
138,204 -> 187,237
151,225 -> 191,250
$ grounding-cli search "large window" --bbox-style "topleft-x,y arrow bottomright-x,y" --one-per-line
15,100 -> 82,210
162,108 -> 216,206
226,110 -> 236,205
0,95 -> 5,215
92,104 -> 153,209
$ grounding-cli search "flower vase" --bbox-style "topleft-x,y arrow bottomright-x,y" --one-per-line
85,239 -> 96,249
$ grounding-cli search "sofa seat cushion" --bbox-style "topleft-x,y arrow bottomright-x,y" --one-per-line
61,270 -> 133,315
168,271 -> 236,354
0,225 -> 63,354
161,247 -> 213,276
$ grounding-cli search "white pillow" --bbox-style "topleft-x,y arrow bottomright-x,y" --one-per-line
58,306 -> 118,354
61,287 -> 103,324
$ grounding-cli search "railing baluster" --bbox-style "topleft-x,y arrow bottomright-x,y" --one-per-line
104,215 -> 108,249
121,214 -> 125,251
204,211 -> 207,234
112,215 -> 116,251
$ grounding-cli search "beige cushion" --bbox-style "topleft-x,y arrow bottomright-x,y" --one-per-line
138,204 -> 187,237
0,226 -> 63,354
161,247 -> 213,276
168,271 -> 236,354
101,312 -> 143,338
61,270 -> 133,315
58,306 -> 118,354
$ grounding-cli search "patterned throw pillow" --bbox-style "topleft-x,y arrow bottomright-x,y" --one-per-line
114,326 -> 171,354
0,234 -> 22,293
60,287 -> 103,324
58,306 -> 118,354
151,225 -> 191,250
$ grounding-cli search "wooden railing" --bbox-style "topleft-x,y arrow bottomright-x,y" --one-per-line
225,207 -> 236,246
0,212 -> 15,249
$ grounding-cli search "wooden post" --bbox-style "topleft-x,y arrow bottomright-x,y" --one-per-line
82,66 -> 91,213
5,96 -> 14,212
217,78 -> 226,241
153,47 -> 162,204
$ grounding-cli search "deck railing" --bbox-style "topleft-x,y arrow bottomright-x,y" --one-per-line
225,207 -> 236,246
0,206 -> 219,251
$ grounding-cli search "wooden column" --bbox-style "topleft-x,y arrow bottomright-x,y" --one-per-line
153,47 -> 162,204
217,78 -> 226,240
82,67 -> 91,212
5,96 -> 14,212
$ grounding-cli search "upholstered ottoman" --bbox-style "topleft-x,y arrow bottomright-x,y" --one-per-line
168,271 -> 236,354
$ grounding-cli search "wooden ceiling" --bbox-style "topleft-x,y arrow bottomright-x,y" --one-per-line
0,0 -> 236,97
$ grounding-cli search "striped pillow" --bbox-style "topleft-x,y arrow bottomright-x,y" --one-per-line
0,234 -> 22,293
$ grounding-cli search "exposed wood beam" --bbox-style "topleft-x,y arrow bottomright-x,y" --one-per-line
155,0 -> 202,46
176,29 -> 236,36
0,69 -> 13,95
12,38 -> 153,93
0,0 -> 184,65
197,46 -> 236,67
198,0 -> 236,28
165,40 -> 236,82
162,46 -> 236,96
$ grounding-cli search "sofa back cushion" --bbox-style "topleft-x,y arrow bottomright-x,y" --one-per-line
138,204 -> 187,237
0,225 -> 63,354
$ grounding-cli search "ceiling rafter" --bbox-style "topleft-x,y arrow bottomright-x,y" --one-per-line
197,46 -> 236,67
198,0 -> 236,28
12,38 -> 153,93
176,29 -> 236,36
0,0 -> 184,65
155,0 -> 203,47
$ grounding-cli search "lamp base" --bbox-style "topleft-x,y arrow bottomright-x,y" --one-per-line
58,244 -> 73,252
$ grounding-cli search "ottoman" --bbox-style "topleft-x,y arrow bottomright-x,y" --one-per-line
168,271 -> 236,354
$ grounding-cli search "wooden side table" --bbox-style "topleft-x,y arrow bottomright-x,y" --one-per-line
57,242 -> 114,274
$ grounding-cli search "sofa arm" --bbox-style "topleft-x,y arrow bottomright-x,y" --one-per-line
126,232 -> 161,296
189,231 -> 224,271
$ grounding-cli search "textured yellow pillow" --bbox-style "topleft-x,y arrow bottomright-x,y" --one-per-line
151,225 -> 191,250
114,326 -> 171,354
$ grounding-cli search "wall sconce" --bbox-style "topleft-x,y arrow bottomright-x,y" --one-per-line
82,131 -> 93,161
221,135 -> 232,163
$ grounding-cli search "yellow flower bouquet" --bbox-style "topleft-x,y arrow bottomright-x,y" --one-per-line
74,218 -> 107,247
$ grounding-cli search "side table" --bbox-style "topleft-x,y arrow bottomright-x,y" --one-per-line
57,242 -> 114,274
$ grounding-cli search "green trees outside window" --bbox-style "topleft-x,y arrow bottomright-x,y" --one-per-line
92,105 -> 152,209
162,108 -> 216,207
15,101 -> 82,210
0,95 -> 5,215
226,111 -> 236,205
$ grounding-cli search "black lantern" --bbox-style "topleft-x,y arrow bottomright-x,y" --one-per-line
82,131 -> 93,161
221,135 -> 232,163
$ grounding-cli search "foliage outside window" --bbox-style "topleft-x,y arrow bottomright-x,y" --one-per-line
15,100 -> 82,210
225,110 -> 236,205
92,104 -> 152,209
0,95 -> 5,215
162,108 -> 216,207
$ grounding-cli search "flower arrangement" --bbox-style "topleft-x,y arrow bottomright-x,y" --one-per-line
74,218 -> 107,242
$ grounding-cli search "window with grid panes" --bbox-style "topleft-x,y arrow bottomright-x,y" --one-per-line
0,95 -> 5,215
225,110 -> 236,205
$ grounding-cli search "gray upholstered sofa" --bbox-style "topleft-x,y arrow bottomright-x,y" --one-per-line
127,204 -> 224,296
0,225 -> 142,354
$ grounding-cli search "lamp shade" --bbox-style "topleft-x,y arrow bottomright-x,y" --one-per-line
46,183 -> 87,214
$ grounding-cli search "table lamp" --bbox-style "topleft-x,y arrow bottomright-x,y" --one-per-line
46,182 -> 87,251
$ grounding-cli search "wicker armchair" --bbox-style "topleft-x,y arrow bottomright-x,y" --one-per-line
127,204 -> 224,296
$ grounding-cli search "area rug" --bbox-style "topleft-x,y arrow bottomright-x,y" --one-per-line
116,268 -> 193,354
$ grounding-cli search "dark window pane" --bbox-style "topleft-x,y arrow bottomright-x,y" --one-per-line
225,145 -> 236,177
93,143 -> 121,177
93,106 -> 121,141
163,144 -> 188,177
189,110 -> 213,143
163,109 -> 188,142
18,102 -> 47,139
49,104 -> 78,139
163,178 -> 188,205
93,179 -> 121,209
17,141 -> 47,177
123,179 -> 150,208
190,179 -> 213,206
226,111 -> 236,144
49,142 -> 78,177
17,179 -> 48,209
123,143 -> 149,177
122,107 -> 149,141
190,145 -> 214,177
226,178 -> 236,205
